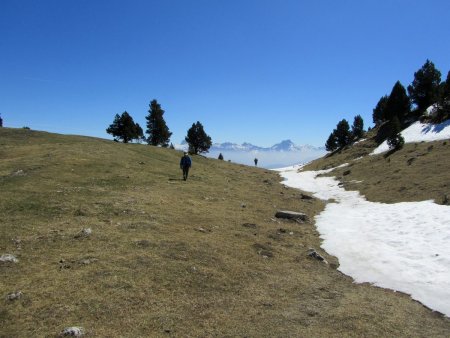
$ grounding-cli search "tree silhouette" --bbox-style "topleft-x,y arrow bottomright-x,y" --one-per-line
145,99 -> 172,147
351,115 -> 364,140
385,81 -> 411,125
408,59 -> 441,114
325,132 -> 337,152
106,111 -> 143,143
185,121 -> 212,154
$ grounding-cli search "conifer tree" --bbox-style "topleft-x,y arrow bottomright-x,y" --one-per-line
106,111 -> 143,143
334,119 -> 351,148
385,81 -> 411,125
145,99 -> 172,147
0,114 -> 3,127
218,153 -> 224,160
351,115 -> 364,140
372,95 -> 389,125
434,71 -> 450,123
325,132 -> 338,152
407,59 -> 442,113
386,116 -> 405,150
185,121 -> 212,155
169,143 -> 175,149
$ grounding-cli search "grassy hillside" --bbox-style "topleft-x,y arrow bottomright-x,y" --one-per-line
1,128 -> 449,337
303,127 -> 450,204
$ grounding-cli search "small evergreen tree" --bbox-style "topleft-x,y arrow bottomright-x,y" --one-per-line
0,114 -> 3,127
106,111 -> 143,143
185,121 -> 212,155
169,143 -> 175,150
372,95 -> 389,125
145,99 -> 172,147
386,116 -> 405,150
433,71 -> 450,123
351,115 -> 364,140
385,81 -> 411,125
334,119 -> 351,148
407,59 -> 442,114
218,153 -> 224,160
325,132 -> 338,152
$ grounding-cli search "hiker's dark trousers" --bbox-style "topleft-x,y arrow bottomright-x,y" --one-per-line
182,166 -> 190,180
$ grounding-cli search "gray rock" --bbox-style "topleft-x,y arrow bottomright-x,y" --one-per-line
300,193 -> 314,200
0,254 -> 18,263
74,228 -> 92,239
307,248 -> 328,264
275,210 -> 308,222
60,327 -> 85,337
6,291 -> 22,301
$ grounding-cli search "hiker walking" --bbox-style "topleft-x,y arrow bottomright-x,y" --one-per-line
180,152 -> 192,181
254,158 -> 258,166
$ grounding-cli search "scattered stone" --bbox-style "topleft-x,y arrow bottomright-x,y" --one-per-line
278,228 -> 287,233
307,248 -> 328,264
6,291 -> 23,301
79,258 -> 98,265
407,157 -> 416,165
300,193 -> 314,200
242,223 -> 257,229
59,259 -> 71,270
74,228 -> 92,239
253,243 -> 273,258
60,327 -> 85,337
138,161 -> 145,165
240,203 -> 247,208
0,254 -> 18,263
11,169 -> 25,176
343,170 -> 351,176
275,210 -> 308,222
135,239 -> 151,248
196,227 -> 208,233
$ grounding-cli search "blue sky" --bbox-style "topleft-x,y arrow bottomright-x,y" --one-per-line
1,0 -> 449,147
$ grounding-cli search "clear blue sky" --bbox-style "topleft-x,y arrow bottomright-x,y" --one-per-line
1,0 -> 449,147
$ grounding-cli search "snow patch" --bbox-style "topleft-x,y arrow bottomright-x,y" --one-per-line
372,120 -> 450,155
278,166 -> 450,317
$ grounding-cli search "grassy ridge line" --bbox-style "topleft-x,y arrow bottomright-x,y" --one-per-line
303,127 -> 450,204
1,127 -> 449,337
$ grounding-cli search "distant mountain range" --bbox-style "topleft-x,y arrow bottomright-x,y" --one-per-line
179,139 -> 324,153
176,140 -> 326,169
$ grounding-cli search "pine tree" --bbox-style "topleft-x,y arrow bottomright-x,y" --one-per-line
407,59 -> 442,114
169,143 -> 175,150
0,114 -> 3,127
325,132 -> 338,152
385,81 -> 411,125
106,111 -> 142,143
145,99 -> 172,147
351,115 -> 364,140
372,95 -> 389,125
386,116 -> 405,150
134,123 -> 144,143
334,119 -> 351,148
434,71 -> 450,123
185,121 -> 212,155
218,153 -> 224,160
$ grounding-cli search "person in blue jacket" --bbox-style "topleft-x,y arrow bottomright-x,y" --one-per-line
180,152 -> 192,181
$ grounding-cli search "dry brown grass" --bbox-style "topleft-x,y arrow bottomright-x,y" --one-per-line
1,127 -> 450,337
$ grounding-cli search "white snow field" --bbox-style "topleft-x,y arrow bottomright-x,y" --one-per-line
372,119 -> 450,155
277,162 -> 450,317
